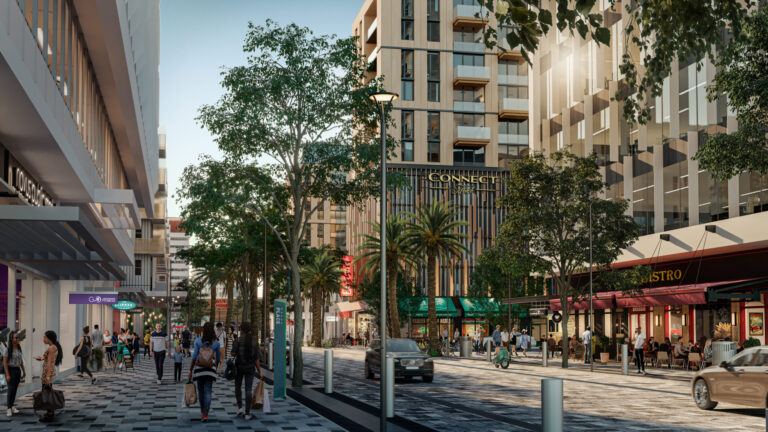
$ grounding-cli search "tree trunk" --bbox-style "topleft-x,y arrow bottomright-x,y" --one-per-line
387,261 -> 401,338
427,253 -> 439,353
263,258 -> 271,344
560,286 -> 570,368
311,286 -> 322,347
225,279 -> 234,327
291,251 -> 304,387
250,261 -> 260,327
210,282 -> 217,324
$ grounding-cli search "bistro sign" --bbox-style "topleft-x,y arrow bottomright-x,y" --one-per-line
426,172 -> 500,193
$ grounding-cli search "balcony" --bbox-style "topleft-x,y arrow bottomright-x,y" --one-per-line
454,126 -> 490,146
367,46 -> 380,65
135,238 -> 166,257
499,98 -> 529,119
499,134 -> 528,145
366,18 -> 377,43
453,101 -> 485,113
453,65 -> 490,87
453,4 -> 489,28
499,39 -> 524,60
453,41 -> 485,53
498,74 -> 528,86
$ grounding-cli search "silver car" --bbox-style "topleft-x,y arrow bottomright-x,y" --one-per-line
692,346 -> 768,410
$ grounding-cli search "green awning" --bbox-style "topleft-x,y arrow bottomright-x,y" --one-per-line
399,297 -> 457,318
459,297 -> 527,318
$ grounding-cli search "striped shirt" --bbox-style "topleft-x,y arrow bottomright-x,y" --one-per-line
150,331 -> 168,353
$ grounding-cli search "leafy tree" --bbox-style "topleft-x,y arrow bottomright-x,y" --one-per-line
695,5 -> 768,180
356,214 -> 420,338
405,201 -> 468,351
176,278 -> 208,327
497,151 -> 640,368
196,21 -> 397,386
301,248 -> 342,347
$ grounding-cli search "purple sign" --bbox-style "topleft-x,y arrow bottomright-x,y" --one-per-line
68,292 -> 118,305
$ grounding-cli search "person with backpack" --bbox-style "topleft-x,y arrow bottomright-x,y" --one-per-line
231,322 -> 263,420
188,322 -> 221,423
74,326 -> 96,384
2,330 -> 25,417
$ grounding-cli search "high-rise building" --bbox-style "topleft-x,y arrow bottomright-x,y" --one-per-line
349,0 -> 530,298
169,216 -> 191,288
0,0 -> 160,380
533,2 -> 768,346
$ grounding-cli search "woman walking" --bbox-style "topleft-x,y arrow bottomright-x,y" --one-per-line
188,322 -> 220,422
3,330 -> 25,417
74,326 -> 96,384
231,322 -> 263,420
35,330 -> 62,422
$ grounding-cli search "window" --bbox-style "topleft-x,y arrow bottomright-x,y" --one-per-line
453,53 -> 484,67
135,228 -> 142,239
402,0 -> 414,40
401,50 -> 414,100
428,112 -> 440,162
498,59 -> 527,76
318,201 -> 325,219
499,119 -> 528,135
427,52 -> 440,102
305,225 -> 312,243
134,259 -> 142,276
427,0 -> 440,42
454,113 -> 484,127
454,87 -> 484,103
453,147 -> 485,166
453,27 -> 482,44
499,85 -> 528,99
317,224 -> 324,239
402,110 -> 414,161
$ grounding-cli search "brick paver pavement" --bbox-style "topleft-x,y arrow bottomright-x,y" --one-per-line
0,354 -> 345,432
303,347 -> 766,431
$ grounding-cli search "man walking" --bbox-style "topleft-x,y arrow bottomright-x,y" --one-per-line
150,323 -> 170,384
181,327 -> 192,357
633,326 -> 647,375
91,324 -> 104,371
582,326 -> 592,363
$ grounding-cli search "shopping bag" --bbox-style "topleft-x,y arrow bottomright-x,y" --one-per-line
33,387 -> 65,411
262,387 -> 271,413
251,380 -> 264,410
184,381 -> 197,407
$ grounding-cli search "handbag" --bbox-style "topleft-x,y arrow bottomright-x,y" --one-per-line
33,387 -> 65,411
184,381 -> 197,407
225,359 -> 236,381
251,380 -> 264,410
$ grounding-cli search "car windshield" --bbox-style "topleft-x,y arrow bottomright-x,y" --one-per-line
729,349 -> 756,367
388,339 -> 420,352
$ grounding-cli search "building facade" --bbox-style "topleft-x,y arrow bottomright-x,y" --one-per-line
0,0 -> 160,384
533,1 -> 768,349
169,216 -> 191,288
349,0 -> 528,297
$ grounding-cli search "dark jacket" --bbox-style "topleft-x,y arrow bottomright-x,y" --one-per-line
231,336 -> 261,373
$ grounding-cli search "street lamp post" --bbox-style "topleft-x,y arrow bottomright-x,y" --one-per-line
589,199 -> 594,373
369,90 -> 398,432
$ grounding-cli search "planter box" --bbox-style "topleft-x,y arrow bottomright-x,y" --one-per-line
600,352 -> 610,363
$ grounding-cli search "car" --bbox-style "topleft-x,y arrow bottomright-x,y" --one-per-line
365,338 -> 434,383
692,346 -> 768,410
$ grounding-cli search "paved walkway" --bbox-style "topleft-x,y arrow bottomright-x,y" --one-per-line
0,354 -> 345,432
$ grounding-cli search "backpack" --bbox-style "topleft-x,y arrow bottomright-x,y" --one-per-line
197,343 -> 215,368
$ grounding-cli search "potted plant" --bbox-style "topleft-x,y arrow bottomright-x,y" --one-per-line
744,337 -> 761,349
597,335 -> 611,363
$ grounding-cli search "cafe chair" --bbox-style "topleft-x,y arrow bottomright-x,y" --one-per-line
688,352 -> 702,371
656,351 -> 670,368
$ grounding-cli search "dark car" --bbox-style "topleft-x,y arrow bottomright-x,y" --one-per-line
365,338 -> 434,383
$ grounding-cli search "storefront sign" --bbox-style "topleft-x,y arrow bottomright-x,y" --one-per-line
325,315 -> 338,322
68,292 -> 118,305
639,269 -> 683,284
215,298 -> 227,308
7,157 -> 54,206
111,300 -> 137,310
750,313 -> 764,336
426,172 -> 500,193
340,255 -> 354,297
273,299 -> 287,399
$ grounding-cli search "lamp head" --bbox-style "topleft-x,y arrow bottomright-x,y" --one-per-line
369,91 -> 399,104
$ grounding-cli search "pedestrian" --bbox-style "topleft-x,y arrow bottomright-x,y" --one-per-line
35,330 -> 62,422
633,326 -> 647,375
491,325 -> 501,349
501,328 -> 509,349
231,321 -> 263,420
582,326 -> 592,364
74,326 -> 96,384
2,330 -> 25,417
132,332 -> 140,361
216,322 -> 226,376
104,330 -> 114,366
453,327 -> 460,345
91,324 -> 104,371
520,329 -> 530,357
110,331 -> 118,366
226,327 -> 235,363
182,327 -> 192,357
144,330 -> 151,358
150,323 -> 170,384
172,345 -> 184,383
189,322 -> 221,423
510,327 -> 519,357
547,334 -> 556,358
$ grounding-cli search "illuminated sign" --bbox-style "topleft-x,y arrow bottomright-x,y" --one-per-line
6,156 -> 54,206
340,255 -> 354,297
111,300 -> 137,310
641,269 -> 683,284
426,172 -> 500,193
215,298 -> 228,308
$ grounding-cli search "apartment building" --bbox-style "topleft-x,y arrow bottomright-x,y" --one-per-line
0,0 -> 160,381
348,0 -> 528,296
534,1 -> 768,348
169,216 -> 191,288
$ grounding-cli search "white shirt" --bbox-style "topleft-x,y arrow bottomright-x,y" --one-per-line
501,331 -> 509,343
581,330 -> 591,345
453,329 -> 460,339
217,329 -> 226,346
634,332 -> 646,350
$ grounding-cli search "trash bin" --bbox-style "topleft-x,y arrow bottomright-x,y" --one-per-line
712,341 -> 739,366
460,336 -> 472,358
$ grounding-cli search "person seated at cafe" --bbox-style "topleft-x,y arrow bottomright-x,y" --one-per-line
674,337 -> 689,365
659,337 -> 671,353
702,338 -> 713,365
645,336 -> 659,364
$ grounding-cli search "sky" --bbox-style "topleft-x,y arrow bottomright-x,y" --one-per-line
159,0 -> 363,217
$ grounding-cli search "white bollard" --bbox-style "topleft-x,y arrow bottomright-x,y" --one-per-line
486,340 -> 492,362
268,341 -> 274,370
324,349 -> 333,394
621,344 -> 629,376
541,378 -> 564,432
542,342 -> 548,367
386,356 -> 394,418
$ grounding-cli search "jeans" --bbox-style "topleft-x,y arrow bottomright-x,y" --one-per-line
234,369 -> 255,412
196,378 -> 214,416
78,357 -> 93,378
584,342 -> 592,363
634,348 -> 645,371
92,348 -> 104,371
154,351 -> 166,380
174,363 -> 183,382
6,366 -> 21,408
144,345 -> 150,357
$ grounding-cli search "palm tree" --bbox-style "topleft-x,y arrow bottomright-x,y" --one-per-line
405,201 -> 468,352
356,214 -> 420,338
301,249 -> 342,347
193,266 -> 227,323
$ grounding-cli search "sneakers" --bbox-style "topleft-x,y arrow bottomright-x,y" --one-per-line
244,414 -> 252,420
91,378 -> 97,385
157,379 -> 161,384
236,408 -> 243,416
6,408 -> 12,417
11,406 -> 19,414
201,415 -> 208,423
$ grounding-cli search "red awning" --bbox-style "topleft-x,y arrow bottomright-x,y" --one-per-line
549,278 -> 764,311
